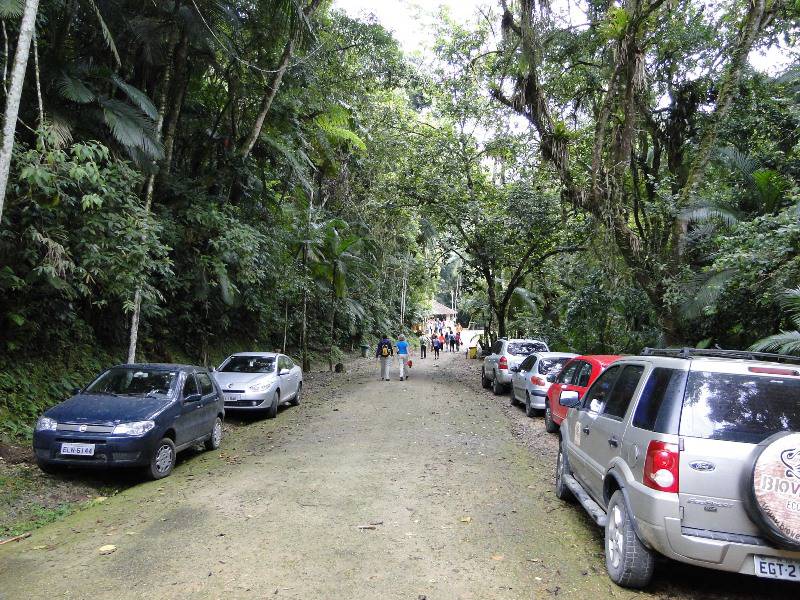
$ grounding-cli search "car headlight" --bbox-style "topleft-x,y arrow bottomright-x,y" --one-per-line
35,417 -> 57,431
248,381 -> 271,392
112,421 -> 156,436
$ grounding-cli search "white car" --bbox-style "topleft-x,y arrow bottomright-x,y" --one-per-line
510,352 -> 577,416
212,352 -> 302,419
481,338 -> 549,395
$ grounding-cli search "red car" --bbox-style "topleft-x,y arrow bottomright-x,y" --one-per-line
543,354 -> 622,433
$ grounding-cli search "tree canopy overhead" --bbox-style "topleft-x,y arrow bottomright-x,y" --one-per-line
0,0 -> 798,434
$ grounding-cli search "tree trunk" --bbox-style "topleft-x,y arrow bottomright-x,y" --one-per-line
328,264 -> 337,372
238,0 -> 323,160
0,0 -> 40,225
162,28 -> 190,173
126,25 -> 180,364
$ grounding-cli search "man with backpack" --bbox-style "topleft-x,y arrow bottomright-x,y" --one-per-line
419,332 -> 428,359
375,335 -> 393,381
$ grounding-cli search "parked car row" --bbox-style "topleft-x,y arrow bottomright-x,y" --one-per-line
483,341 -> 800,589
33,352 -> 303,480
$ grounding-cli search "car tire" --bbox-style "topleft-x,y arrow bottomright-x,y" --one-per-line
554,441 -> 574,502
525,392 -> 536,418
147,438 -> 176,480
36,460 -> 62,475
204,417 -> 223,451
265,391 -> 279,419
544,399 -> 559,433
509,387 -> 519,406
289,383 -> 301,406
492,372 -> 504,395
605,490 -> 655,589
481,368 -> 491,389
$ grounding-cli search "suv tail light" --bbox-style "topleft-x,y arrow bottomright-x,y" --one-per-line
498,356 -> 508,370
530,376 -> 546,386
643,440 -> 679,493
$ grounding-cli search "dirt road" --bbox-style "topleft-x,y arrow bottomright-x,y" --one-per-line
0,352 -> 795,599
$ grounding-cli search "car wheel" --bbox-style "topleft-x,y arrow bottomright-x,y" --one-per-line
544,399 -> 559,433
204,417 -> 223,451
509,386 -> 519,406
481,368 -> 491,389
492,372 -> 504,395
36,460 -> 62,475
554,441 -> 574,502
525,392 -> 536,418
147,438 -> 176,480
605,490 -> 655,588
289,383 -> 301,407
265,390 -> 279,419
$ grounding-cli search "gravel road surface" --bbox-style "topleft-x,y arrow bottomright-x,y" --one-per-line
0,351 -> 795,599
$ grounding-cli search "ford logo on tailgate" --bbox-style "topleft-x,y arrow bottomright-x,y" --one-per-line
689,461 -> 715,472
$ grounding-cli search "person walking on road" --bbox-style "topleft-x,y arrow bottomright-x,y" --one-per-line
448,329 -> 456,352
419,333 -> 428,359
432,336 -> 441,359
376,334 -> 393,381
439,332 -> 446,352
396,334 -> 411,381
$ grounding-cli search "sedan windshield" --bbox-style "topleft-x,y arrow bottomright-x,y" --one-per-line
86,367 -> 177,397
508,342 -> 548,356
220,356 -> 276,373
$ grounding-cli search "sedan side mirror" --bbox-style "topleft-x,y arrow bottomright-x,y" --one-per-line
184,393 -> 202,403
510,366 -> 520,373
559,390 -> 581,408
279,368 -> 290,376
546,373 -> 557,383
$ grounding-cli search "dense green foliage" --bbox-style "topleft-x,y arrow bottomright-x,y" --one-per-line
0,1 -> 798,437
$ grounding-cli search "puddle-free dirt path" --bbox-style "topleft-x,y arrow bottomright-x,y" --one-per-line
0,351 -> 795,599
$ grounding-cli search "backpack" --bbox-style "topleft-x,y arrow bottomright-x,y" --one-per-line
380,342 -> 390,357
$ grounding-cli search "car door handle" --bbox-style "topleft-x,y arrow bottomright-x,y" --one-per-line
608,437 -> 619,448
582,426 -> 590,435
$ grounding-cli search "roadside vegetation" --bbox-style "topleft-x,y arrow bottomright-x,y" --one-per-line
0,0 -> 798,443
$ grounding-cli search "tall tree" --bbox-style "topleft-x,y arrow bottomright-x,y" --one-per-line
0,0 -> 40,225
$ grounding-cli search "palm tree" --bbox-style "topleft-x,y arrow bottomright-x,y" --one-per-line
750,288 -> 800,355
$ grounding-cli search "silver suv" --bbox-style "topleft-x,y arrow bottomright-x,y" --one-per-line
556,348 -> 800,588
481,338 -> 549,395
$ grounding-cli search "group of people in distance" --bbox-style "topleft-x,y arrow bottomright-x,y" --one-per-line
374,329 -> 464,381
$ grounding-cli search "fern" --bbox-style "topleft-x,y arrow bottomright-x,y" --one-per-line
86,0 -> 121,67
315,105 -> 367,153
0,0 -> 23,18
111,76 -> 158,121
57,73 -> 96,104
101,99 -> 164,160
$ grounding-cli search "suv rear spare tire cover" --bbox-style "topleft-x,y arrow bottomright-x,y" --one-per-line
746,431 -> 800,550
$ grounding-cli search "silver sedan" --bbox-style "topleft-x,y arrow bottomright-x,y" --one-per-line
510,352 -> 577,417
212,352 -> 302,419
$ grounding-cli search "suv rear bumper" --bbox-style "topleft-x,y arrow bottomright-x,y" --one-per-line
639,516 -> 800,576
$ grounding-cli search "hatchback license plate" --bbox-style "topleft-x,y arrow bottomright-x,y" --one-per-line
60,443 -> 95,456
225,394 -> 242,402
754,555 -> 800,581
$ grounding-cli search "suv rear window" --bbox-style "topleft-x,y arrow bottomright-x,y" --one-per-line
679,370 -> 800,443
507,342 -> 547,356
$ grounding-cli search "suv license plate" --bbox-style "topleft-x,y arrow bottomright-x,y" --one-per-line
60,443 -> 95,456
754,555 -> 800,581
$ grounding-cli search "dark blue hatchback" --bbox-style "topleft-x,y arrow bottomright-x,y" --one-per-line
33,363 -> 225,479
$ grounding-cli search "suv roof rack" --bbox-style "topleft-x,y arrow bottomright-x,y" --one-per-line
641,347 -> 800,366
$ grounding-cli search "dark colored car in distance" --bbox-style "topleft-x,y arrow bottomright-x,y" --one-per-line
33,363 -> 224,479
544,355 -> 622,433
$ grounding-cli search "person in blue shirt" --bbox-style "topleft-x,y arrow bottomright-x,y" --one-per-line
395,334 -> 412,381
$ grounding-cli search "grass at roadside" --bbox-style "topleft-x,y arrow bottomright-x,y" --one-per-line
0,460 -> 124,540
